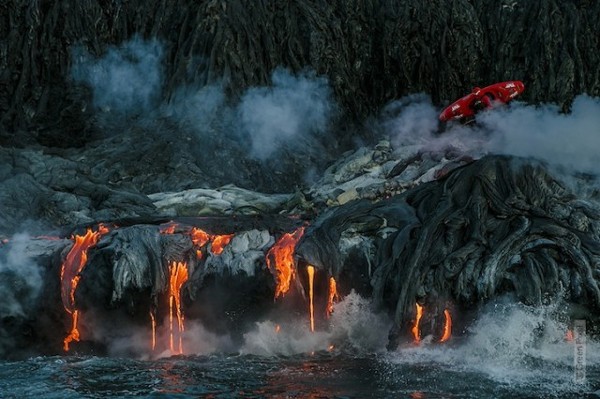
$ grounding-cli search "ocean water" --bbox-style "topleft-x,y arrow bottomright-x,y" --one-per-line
1,294 -> 598,398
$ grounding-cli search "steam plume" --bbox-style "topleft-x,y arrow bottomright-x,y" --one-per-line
237,68 -> 335,160
71,35 -> 163,115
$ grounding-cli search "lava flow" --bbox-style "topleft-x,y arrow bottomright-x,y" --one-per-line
211,234 -> 234,255
150,312 -> 157,351
326,277 -> 339,318
411,303 -> 452,344
265,226 -> 305,299
440,309 -> 452,342
307,265 -> 315,332
189,227 -> 234,257
168,261 -> 189,354
412,303 -> 424,344
61,224 -> 109,351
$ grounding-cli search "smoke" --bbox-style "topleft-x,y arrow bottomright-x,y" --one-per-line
71,35 -> 163,115
237,68 -> 335,160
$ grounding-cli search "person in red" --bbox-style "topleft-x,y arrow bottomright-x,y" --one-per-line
470,87 -> 492,112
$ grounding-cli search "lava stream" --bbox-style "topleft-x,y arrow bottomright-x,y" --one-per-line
412,303 -> 423,344
307,265 -> 315,332
60,224 -> 109,351
265,227 -> 305,299
326,277 -> 339,318
440,309 -> 452,342
168,261 -> 189,354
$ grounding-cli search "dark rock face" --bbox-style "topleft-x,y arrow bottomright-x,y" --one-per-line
2,0 -> 599,146
296,155 -> 600,346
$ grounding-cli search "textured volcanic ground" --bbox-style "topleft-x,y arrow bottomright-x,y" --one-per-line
1,0 -> 600,360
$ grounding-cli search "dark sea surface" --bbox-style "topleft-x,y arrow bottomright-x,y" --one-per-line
1,296 -> 598,398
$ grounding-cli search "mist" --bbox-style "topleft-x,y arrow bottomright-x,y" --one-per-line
0,234 -> 44,356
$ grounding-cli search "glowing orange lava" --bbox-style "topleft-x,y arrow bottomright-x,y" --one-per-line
265,227 -> 305,299
61,224 -> 109,351
63,310 -> 79,351
160,223 -> 177,234
412,303 -> 423,344
190,227 -> 211,247
307,265 -> 315,332
211,234 -> 234,255
326,277 -> 339,318
150,312 -> 157,351
168,261 -> 189,354
440,309 -> 452,342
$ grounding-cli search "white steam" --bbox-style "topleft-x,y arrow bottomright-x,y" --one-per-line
71,35 -> 163,114
385,93 -> 600,175
480,95 -> 600,173
387,300 -> 599,394
240,291 -> 390,356
237,68 -> 334,160
70,38 -> 335,161
0,234 -> 43,318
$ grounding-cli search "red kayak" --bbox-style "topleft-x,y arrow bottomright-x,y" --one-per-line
439,81 -> 525,123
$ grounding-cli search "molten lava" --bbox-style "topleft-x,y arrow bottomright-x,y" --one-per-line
160,223 -> 177,234
265,227 -> 305,299
189,228 -> 234,257
326,277 -> 339,318
150,312 -> 157,351
61,224 -> 109,351
412,303 -> 423,344
307,265 -> 315,332
168,261 -> 189,354
63,310 -> 79,352
211,234 -> 234,255
190,227 -> 211,247
440,309 -> 452,342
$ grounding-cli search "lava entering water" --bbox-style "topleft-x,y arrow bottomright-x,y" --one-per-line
326,277 -> 339,318
412,303 -> 424,344
61,224 -> 109,351
265,227 -> 305,299
168,261 -> 189,354
150,312 -> 157,351
411,303 -> 453,344
307,265 -> 315,332
440,309 -> 452,342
